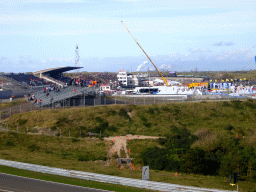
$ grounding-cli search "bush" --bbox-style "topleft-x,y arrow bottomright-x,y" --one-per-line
180,147 -> 206,174
225,124 -> 234,131
71,138 -> 79,142
118,108 -> 130,119
5,141 -> 15,146
147,107 -> 155,114
165,127 -> 198,150
77,154 -> 105,161
231,101 -> 243,109
141,147 -> 168,170
27,144 -> 40,152
158,137 -> 167,145
18,118 -> 27,126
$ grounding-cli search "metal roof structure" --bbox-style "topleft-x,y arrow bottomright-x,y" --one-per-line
33,66 -> 83,76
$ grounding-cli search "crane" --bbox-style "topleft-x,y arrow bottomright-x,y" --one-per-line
121,21 -> 169,86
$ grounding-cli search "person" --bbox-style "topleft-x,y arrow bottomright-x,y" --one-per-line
43,87 -> 46,93
46,92 -> 49,97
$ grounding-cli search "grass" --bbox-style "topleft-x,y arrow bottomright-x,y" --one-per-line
0,99 -> 28,109
1,132 -> 256,191
3,99 -> 256,139
0,165 -> 155,192
1,136 -> 256,192
1,100 -> 256,191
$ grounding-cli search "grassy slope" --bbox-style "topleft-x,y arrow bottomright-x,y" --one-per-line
0,99 -> 28,109
1,100 -> 256,191
3,100 -> 256,138
1,132 -> 255,192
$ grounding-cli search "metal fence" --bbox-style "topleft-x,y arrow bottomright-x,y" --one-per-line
0,102 -> 37,120
0,159 -> 233,192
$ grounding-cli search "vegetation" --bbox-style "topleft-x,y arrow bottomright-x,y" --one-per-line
2,99 -> 256,137
0,132 -> 108,164
140,127 -> 256,179
2,99 -> 256,191
0,99 -> 28,109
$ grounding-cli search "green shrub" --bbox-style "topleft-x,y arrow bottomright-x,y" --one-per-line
158,137 -> 167,145
108,110 -> 117,115
118,108 -> 130,119
27,144 -> 40,152
147,107 -> 155,114
18,119 -> 27,126
231,100 -> 243,109
141,147 -> 168,170
77,154 -> 106,161
5,141 -> 15,146
222,101 -> 231,107
225,124 -> 234,131
180,147 -> 206,174
71,138 -> 79,142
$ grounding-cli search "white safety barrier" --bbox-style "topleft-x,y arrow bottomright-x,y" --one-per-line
0,159 -> 233,192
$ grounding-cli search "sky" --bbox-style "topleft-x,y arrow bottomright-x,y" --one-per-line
0,0 -> 256,73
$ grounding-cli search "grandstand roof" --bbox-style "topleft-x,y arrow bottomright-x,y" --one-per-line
33,66 -> 83,76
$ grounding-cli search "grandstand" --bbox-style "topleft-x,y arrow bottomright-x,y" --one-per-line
1,66 -> 100,105
33,66 -> 83,87
31,86 -> 100,107
2,73 -> 45,87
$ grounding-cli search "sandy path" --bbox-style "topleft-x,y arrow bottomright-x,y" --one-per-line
104,134 -> 161,158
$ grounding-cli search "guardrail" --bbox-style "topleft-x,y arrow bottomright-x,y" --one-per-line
0,159 -> 233,192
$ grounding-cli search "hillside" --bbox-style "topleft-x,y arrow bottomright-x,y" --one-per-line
2,100 -> 256,138
1,100 -> 256,191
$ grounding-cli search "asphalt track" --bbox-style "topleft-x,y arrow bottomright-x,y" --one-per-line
0,173 -> 113,192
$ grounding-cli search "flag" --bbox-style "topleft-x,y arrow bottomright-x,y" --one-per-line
73,89 -> 77,92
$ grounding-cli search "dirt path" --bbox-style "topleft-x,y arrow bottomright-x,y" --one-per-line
104,134 -> 161,158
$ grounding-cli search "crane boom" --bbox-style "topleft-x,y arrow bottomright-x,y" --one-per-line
121,21 -> 169,86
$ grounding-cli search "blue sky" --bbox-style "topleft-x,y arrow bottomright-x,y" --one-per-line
0,0 -> 256,73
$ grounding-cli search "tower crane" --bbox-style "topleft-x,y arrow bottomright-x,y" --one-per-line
121,21 -> 169,86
